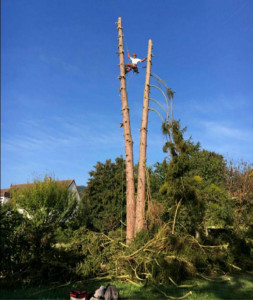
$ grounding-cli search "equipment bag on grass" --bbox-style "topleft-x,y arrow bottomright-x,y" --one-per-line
104,285 -> 119,300
70,290 -> 89,300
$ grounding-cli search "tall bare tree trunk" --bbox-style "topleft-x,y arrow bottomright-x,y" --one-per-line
135,40 -> 153,235
117,17 -> 136,243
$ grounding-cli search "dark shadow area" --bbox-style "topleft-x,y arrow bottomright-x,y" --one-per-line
1,274 -> 253,299
189,273 -> 253,300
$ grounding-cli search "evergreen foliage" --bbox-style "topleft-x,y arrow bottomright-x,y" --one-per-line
80,157 -> 126,232
226,161 -> 253,236
0,177 -> 79,284
11,177 -> 77,226
160,120 -> 235,237
1,136 -> 252,288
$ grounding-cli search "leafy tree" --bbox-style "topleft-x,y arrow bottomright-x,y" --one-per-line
189,150 -> 234,230
160,120 -> 233,237
81,157 -> 126,232
11,177 -> 77,226
148,161 -> 167,201
189,150 -> 226,185
0,201 -> 26,277
2,177 -> 79,283
226,161 -> 253,237
160,120 -> 202,235
144,162 -> 167,229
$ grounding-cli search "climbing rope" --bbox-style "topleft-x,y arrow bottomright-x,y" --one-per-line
123,34 -> 130,53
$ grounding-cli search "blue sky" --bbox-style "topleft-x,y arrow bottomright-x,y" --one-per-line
1,0 -> 253,188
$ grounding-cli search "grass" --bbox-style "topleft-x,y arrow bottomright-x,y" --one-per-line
1,273 -> 253,299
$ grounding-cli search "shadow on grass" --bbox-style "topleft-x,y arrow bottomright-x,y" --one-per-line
188,273 -> 253,300
1,274 -> 253,299
118,273 -> 253,300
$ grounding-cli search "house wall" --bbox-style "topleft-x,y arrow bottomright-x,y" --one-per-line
68,181 -> 81,202
0,196 -> 11,204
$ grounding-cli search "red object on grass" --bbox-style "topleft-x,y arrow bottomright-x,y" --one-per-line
70,290 -> 88,299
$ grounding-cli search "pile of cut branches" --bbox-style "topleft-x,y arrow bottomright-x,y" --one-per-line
113,224 -> 221,285
68,224 -> 250,288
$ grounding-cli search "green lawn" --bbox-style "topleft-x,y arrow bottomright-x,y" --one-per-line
1,274 -> 253,299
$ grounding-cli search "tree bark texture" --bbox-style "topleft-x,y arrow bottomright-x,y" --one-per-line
135,39 -> 153,234
117,17 -> 136,243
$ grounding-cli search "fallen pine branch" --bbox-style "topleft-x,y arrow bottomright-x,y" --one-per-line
121,237 -> 166,258
228,263 -> 242,271
200,244 -> 228,249
126,279 -> 143,287
152,284 -> 192,300
197,273 -> 214,281
100,233 -> 128,248
197,273 -> 231,282
169,277 -> 198,288
165,255 -> 195,269
167,291 -> 193,300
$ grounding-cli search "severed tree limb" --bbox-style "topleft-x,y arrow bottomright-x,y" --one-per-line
165,256 -> 195,269
167,291 -> 193,300
126,279 -> 143,287
169,277 -> 198,288
200,244 -> 228,249
100,232 -> 129,248
185,234 -> 227,251
121,237 -> 167,258
152,284 -> 192,300
228,263 -> 242,271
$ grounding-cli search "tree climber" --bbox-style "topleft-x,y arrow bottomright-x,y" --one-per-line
125,51 -> 147,74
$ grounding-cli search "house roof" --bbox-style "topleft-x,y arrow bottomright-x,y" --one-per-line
12,179 -> 74,188
1,179 -> 75,196
0,189 -> 11,198
56,180 -> 75,188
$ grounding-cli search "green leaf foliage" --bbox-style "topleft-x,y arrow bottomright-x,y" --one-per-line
81,157 -> 126,232
1,177 -> 79,284
160,120 -> 233,236
11,177 -> 77,226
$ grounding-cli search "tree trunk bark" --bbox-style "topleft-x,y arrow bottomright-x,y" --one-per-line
117,17 -> 136,244
135,39 -> 153,235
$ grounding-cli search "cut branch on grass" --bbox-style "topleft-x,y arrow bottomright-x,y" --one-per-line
152,284 -> 192,300
165,256 -> 195,270
200,244 -> 228,249
168,277 -> 198,288
126,279 -> 143,287
196,274 -> 231,283
228,263 -> 242,271
99,232 -> 128,248
121,237 -> 166,258
167,291 -> 193,300
184,234 -> 228,253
